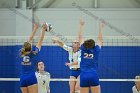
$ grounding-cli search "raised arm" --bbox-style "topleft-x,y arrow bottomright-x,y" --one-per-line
78,19 -> 85,45
36,23 -> 47,50
52,37 -> 64,47
28,23 -> 39,43
97,21 -> 105,48
52,37 -> 72,52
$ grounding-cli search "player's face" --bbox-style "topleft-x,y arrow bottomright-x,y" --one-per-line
72,40 -> 80,52
135,79 -> 140,86
38,62 -> 45,71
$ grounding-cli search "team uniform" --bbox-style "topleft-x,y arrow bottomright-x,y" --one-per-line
20,46 -> 39,87
79,44 -> 101,87
35,71 -> 50,93
132,86 -> 140,93
63,44 -> 81,78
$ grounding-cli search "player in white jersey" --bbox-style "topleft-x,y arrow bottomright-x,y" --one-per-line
52,19 -> 84,93
132,75 -> 140,93
36,61 -> 50,93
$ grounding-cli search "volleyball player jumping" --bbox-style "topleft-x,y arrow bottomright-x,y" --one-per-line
52,19 -> 85,93
79,22 -> 105,93
19,23 -> 47,93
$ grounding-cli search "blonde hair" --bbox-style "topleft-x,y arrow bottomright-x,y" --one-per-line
135,76 -> 140,79
20,42 -> 32,56
135,75 -> 140,84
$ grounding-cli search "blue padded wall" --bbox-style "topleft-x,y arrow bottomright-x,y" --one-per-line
0,46 -> 140,93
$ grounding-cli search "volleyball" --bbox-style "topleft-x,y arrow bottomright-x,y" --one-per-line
46,23 -> 52,32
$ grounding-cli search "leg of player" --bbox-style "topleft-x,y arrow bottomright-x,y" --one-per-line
70,76 -> 76,93
75,75 -> 80,93
80,87 -> 89,93
90,85 -> 101,93
21,87 -> 28,93
28,84 -> 38,93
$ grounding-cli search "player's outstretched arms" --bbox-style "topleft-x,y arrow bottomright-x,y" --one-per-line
97,21 -> 105,48
36,23 -> 47,50
78,18 -> 85,45
28,23 -> 39,43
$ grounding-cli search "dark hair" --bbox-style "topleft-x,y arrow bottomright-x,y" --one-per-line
36,62 -> 39,72
36,61 -> 45,72
83,39 -> 95,49
20,42 -> 32,55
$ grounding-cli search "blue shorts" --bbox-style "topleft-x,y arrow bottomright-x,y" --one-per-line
70,69 -> 81,78
20,72 -> 37,87
80,71 -> 100,87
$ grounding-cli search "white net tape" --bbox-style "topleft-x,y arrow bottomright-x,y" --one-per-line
0,78 -> 139,82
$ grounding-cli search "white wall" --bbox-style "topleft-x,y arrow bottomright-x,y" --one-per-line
34,8 -> 140,37
48,0 -> 95,8
0,8 -> 140,37
0,9 -> 16,36
15,9 -> 32,36
0,8 -> 140,46
0,9 -> 32,36
99,0 -> 140,8
0,0 -> 16,8
48,0 -> 140,8
0,0 -> 140,8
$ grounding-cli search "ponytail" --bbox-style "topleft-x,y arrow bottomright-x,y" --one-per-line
20,48 -> 25,56
20,42 -> 32,56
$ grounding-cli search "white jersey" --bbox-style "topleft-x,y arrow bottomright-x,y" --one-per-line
63,44 -> 81,69
132,86 -> 140,93
35,71 -> 50,93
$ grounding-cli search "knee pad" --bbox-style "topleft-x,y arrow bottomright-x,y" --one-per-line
75,90 -> 80,93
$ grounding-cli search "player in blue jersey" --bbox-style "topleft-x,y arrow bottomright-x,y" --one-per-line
19,23 -> 47,93
79,22 -> 105,93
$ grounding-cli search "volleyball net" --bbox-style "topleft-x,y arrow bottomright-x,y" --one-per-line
0,36 -> 140,93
